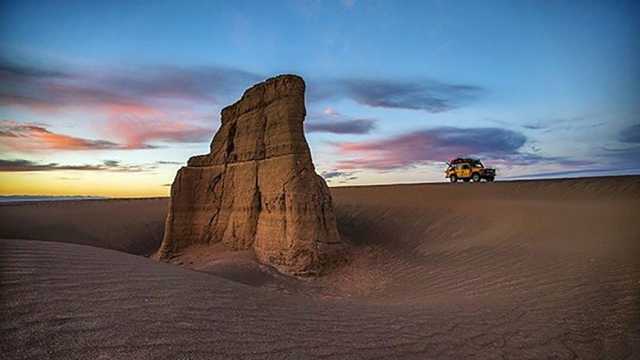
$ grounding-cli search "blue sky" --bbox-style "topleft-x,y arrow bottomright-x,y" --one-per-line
1,0 -> 639,195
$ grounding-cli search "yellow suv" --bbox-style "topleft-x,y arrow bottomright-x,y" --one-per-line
445,158 -> 495,183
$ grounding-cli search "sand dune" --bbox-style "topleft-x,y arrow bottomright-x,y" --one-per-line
1,176 -> 639,359
0,198 -> 167,255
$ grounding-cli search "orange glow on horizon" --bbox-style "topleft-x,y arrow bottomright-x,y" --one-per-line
0,172 -> 170,198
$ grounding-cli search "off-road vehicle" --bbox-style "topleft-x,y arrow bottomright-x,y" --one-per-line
445,158 -> 495,183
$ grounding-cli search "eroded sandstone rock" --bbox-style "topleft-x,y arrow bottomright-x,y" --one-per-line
159,75 -> 344,276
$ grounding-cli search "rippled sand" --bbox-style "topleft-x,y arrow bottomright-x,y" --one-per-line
2,176 -> 639,359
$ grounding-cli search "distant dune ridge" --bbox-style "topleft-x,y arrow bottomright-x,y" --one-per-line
159,75 -> 345,276
1,176 -> 639,358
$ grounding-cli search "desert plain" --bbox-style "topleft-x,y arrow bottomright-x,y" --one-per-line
1,176 -> 639,359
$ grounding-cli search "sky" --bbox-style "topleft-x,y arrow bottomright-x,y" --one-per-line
1,0 -> 639,197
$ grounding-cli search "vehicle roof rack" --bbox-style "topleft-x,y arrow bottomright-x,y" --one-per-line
450,158 -> 480,165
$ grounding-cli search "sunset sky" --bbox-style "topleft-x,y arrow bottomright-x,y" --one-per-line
1,0 -> 639,197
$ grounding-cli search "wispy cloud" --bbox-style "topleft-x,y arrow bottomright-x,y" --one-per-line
309,78 -> 483,112
321,170 -> 353,179
0,58 -> 261,114
592,123 -> 640,168
600,145 -> 640,162
505,167 -> 640,179
0,158 -> 152,172
320,169 -> 358,184
618,123 -> 640,143
500,122 -> 640,179
520,116 -> 604,133
522,123 -> 547,130
306,107 -> 376,134
0,120 -> 124,151
307,119 -> 376,134
342,0 -> 357,8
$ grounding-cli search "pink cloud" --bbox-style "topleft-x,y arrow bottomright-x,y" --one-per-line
2,61 -> 219,150
1,115 -> 212,152
103,103 -> 162,118
104,116 -> 212,149
0,120 -> 122,151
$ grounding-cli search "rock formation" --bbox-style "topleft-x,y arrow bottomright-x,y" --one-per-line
159,75 -> 344,276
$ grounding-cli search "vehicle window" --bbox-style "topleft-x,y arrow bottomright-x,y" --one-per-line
462,165 -> 470,169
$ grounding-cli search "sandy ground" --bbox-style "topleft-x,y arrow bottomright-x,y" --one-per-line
0,198 -> 167,255
1,176 -> 639,359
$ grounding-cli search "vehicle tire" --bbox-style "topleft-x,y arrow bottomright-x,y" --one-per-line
487,176 -> 495,182
472,173 -> 481,182
450,175 -> 457,183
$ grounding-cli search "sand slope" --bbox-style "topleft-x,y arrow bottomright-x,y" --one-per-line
0,198 -> 167,255
1,176 -> 639,359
